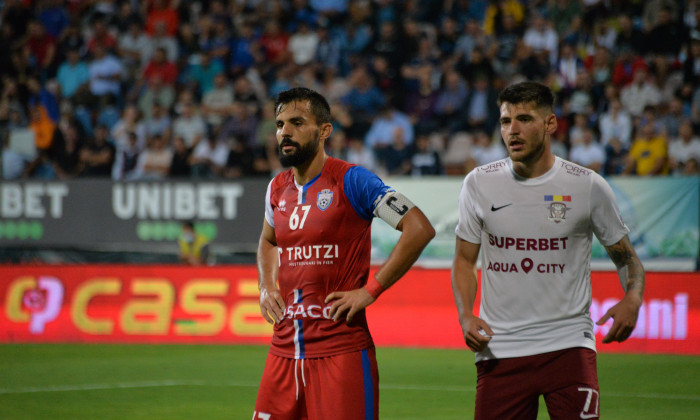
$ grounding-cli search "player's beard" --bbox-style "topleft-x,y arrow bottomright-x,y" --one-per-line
278,130 -> 321,167
509,131 -> 547,165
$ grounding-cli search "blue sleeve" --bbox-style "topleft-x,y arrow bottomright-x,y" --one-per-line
343,166 -> 392,220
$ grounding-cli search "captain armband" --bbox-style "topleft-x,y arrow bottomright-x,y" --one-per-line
373,191 -> 416,229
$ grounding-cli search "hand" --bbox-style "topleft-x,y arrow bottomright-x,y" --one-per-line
460,315 -> 494,352
325,288 -> 375,324
259,286 -> 285,325
596,295 -> 641,343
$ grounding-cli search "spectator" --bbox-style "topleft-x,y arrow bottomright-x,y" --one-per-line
646,6 -> 688,59
463,76 -> 499,134
325,127 -> 348,161
483,0 -> 525,36
556,42 -> 584,95
118,20 -> 152,82
37,0 -> 70,39
169,136 -> 192,177
364,105 -> 413,163
466,129 -> 507,172
314,22 -> 342,73
383,125 -> 412,175
522,12 -> 558,67
642,0 -> 680,32
569,127 -> 606,173
111,104 -> 147,153
137,74 -> 176,121
189,136 -> 229,178
404,64 -> 440,135
259,20 -> 290,67
56,49 -> 90,100
224,135 -> 256,179
342,67 -> 386,135
202,73 -> 234,132
669,119 -> 700,174
79,124 -> 115,177
86,16 -> 117,56
144,102 -> 172,139
604,136 -> 629,175
229,22 -> 262,76
185,53 -> 226,97
624,120 -> 669,176
1,130 -> 30,179
146,0 -> 179,37
173,102 -> 206,149
141,47 -> 179,88
346,135 -> 377,171
133,134 -> 173,180
88,44 -> 124,104
410,134 -> 442,175
434,68 -> 469,134
287,21 -> 319,66
148,20 -> 179,64
52,122 -> 83,179
614,14 -> 646,57
658,97 -> 687,139
611,47 -> 649,87
218,102 -> 259,148
24,19 -> 57,78
620,68 -> 662,117
112,131 -> 141,180
489,14 -> 522,80
599,97 -> 633,147
371,20 -> 402,71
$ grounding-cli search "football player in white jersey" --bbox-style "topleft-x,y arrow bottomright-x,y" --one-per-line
452,81 -> 645,419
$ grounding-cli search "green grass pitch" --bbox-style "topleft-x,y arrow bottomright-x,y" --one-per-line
1,344 -> 699,419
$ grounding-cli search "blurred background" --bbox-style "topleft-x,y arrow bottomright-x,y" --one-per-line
1,1 -> 700,418
0,0 -> 698,268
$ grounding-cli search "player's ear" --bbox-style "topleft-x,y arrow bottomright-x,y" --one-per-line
545,114 -> 557,135
319,122 -> 333,142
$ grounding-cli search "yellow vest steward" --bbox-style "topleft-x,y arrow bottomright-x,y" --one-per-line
179,234 -> 209,259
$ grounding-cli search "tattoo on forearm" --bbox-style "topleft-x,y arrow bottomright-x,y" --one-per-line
606,239 -> 645,295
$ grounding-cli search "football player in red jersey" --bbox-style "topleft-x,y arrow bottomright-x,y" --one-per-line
253,87 -> 435,420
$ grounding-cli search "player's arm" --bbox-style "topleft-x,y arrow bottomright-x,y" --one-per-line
326,193 -> 435,323
452,237 -> 493,352
257,219 -> 285,324
597,235 -> 645,343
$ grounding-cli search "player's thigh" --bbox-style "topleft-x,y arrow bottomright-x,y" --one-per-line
542,348 -> 600,420
474,358 -> 539,420
305,348 -> 379,420
254,353 -> 302,420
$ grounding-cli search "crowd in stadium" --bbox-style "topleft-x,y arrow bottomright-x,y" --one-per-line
2,0 -> 700,181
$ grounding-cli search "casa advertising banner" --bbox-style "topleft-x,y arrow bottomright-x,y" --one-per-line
1,265 -> 698,355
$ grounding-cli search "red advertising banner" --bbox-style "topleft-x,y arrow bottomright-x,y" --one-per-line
1,265 -> 698,354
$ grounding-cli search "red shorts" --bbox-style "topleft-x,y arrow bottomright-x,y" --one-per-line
475,347 -> 599,420
254,348 -> 379,420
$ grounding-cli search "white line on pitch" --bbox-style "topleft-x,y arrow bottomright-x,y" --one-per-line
1,381 -> 699,402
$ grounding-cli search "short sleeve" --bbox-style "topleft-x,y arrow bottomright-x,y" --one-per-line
343,166 -> 392,220
264,179 -> 274,228
590,174 -> 630,246
454,172 -> 483,244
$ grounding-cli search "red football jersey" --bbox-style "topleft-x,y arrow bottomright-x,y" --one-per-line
267,157 -> 378,359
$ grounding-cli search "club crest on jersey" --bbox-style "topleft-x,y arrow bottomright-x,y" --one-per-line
547,202 -> 570,223
317,189 -> 333,211
544,195 -> 571,223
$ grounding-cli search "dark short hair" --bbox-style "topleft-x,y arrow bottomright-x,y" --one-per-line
497,81 -> 555,112
274,87 -> 332,125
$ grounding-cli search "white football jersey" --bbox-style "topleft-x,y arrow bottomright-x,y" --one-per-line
455,157 -> 629,362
